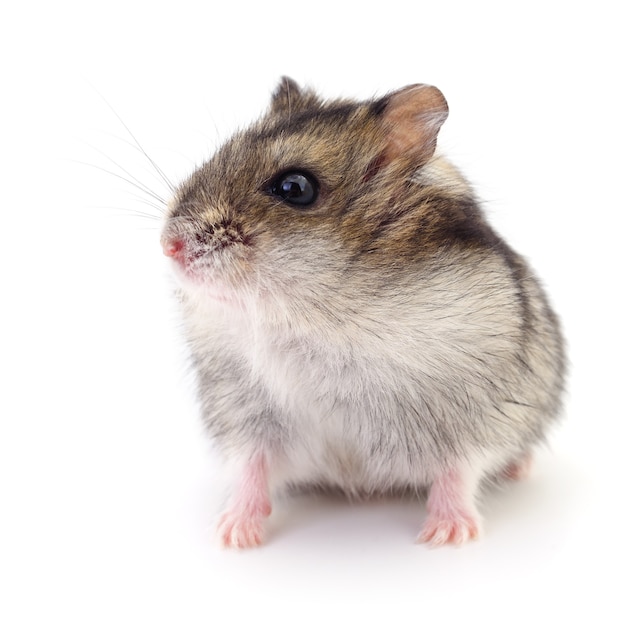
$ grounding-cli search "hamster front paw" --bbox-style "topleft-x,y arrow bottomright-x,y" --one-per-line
417,513 -> 481,546
217,453 -> 272,549
417,468 -> 482,546
217,507 -> 269,549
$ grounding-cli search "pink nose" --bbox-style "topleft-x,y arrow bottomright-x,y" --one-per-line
162,238 -> 184,258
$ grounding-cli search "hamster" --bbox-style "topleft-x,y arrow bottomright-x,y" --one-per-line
160,77 -> 565,548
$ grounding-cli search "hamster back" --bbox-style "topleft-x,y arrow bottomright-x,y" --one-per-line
161,77 -> 565,548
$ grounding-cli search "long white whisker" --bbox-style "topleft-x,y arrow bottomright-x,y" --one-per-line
90,205 -> 163,221
74,141 -> 169,208
95,91 -> 177,194
71,159 -> 168,210
94,132 -> 183,195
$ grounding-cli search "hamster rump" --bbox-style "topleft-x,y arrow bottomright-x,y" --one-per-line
161,77 -> 566,548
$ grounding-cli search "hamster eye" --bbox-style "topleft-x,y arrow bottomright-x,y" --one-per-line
270,171 -> 318,207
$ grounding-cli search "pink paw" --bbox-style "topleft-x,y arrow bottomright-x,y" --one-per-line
417,514 -> 481,546
217,510 -> 266,549
217,453 -> 272,549
501,453 -> 533,481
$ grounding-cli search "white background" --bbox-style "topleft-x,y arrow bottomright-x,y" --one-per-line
2,1 -> 624,618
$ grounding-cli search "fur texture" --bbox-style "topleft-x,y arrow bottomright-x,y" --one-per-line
161,78 -> 565,547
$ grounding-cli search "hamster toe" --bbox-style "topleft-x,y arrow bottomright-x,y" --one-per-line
217,509 -> 266,549
418,467 -> 482,546
417,514 -> 481,547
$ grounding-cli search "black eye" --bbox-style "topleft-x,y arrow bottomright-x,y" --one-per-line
270,171 -> 318,207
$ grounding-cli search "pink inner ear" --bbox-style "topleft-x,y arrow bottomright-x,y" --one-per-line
381,84 -> 449,166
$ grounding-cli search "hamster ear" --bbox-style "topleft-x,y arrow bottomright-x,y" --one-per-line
270,76 -> 321,115
374,84 -> 449,166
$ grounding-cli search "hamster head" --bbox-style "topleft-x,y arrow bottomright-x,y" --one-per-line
161,77 -> 478,308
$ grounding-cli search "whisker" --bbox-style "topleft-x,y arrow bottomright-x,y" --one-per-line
125,195 -> 168,213
71,159 -> 168,210
95,91 -> 177,194
73,143 -> 169,209
94,133 -> 183,195
90,205 -> 163,221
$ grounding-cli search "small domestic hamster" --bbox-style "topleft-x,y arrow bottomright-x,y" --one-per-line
161,77 -> 565,548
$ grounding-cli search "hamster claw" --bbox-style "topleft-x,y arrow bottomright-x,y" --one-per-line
417,514 -> 481,546
417,468 -> 482,546
217,453 -> 272,549
217,509 -> 267,549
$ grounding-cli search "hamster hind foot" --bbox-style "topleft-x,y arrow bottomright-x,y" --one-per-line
501,452 -> 533,482
217,454 -> 272,549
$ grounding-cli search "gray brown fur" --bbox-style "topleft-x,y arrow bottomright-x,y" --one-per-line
161,78 -> 565,539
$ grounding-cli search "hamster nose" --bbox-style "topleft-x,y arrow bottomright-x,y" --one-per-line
162,237 -> 185,258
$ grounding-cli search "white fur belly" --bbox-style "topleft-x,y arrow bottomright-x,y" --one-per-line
247,326 -> 519,494
273,402 -> 427,494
